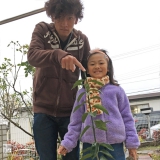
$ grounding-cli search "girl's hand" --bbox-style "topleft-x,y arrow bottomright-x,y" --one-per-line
57,145 -> 68,156
128,148 -> 138,160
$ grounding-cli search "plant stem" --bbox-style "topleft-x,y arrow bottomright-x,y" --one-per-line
84,72 -> 97,143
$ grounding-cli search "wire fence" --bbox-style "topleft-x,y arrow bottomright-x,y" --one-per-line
1,112 -> 160,160
134,112 -> 160,133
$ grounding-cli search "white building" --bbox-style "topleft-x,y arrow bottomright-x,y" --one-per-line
128,92 -> 160,114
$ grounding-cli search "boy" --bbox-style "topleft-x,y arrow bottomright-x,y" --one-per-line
27,0 -> 90,159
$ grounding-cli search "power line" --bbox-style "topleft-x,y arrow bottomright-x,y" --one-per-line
0,8 -> 45,25
115,63 -> 160,77
117,70 -> 159,81
113,47 -> 160,61
112,45 -> 160,60
115,64 -> 160,81
119,77 -> 160,85
112,43 -> 160,58
126,87 -> 160,95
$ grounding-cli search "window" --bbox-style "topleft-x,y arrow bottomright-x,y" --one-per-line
131,103 -> 149,114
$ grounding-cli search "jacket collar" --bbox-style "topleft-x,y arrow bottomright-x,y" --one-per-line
49,23 -> 79,40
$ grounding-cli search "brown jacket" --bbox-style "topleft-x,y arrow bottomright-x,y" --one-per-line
28,22 -> 90,117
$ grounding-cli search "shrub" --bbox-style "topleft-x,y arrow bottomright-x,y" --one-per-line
138,128 -> 148,140
152,130 -> 160,141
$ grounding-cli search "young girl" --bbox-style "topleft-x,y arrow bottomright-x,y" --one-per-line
58,49 -> 140,160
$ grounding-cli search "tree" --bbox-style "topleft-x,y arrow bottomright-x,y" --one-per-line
0,41 -> 35,138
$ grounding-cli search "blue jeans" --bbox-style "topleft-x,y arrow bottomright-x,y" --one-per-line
83,142 -> 125,160
33,113 -> 79,160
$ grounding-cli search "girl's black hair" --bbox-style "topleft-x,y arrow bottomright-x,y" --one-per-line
82,49 -> 119,86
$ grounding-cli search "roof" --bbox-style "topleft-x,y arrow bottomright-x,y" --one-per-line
128,92 -> 160,101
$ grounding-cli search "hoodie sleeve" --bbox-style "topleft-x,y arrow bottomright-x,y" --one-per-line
27,22 -> 70,68
61,89 -> 85,152
117,87 -> 140,149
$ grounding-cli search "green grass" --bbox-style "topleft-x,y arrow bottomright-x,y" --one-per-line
138,145 -> 160,151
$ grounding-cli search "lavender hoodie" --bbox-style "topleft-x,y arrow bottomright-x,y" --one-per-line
61,84 -> 140,152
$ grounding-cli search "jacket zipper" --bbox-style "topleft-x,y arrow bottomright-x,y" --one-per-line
40,23 -> 76,117
53,31 -> 77,117
54,90 -> 60,117
56,96 -> 60,107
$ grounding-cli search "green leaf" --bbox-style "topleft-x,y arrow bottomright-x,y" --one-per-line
89,79 -> 104,86
84,83 -> 89,92
89,96 -> 101,100
93,104 -> 109,115
72,79 -> 84,89
77,91 -> 86,102
80,125 -> 90,139
82,142 -> 99,159
94,120 -> 107,131
81,146 -> 92,153
88,112 -> 97,117
82,113 -> 88,123
81,153 -> 92,160
91,143 -> 99,158
73,101 -> 86,113
99,143 -> 114,151
100,155 -> 107,160
99,150 -> 114,159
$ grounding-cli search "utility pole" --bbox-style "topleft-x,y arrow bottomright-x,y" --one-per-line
0,8 -> 45,25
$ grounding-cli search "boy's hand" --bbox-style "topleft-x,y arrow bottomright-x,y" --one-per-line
128,148 -> 138,160
61,55 -> 86,72
57,145 -> 68,156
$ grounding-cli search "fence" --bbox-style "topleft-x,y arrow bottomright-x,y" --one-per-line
0,117 -> 39,160
0,124 -> 7,160
1,118 -> 160,160
134,112 -> 160,133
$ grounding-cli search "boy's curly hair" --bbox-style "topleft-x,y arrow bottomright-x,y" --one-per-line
44,0 -> 84,20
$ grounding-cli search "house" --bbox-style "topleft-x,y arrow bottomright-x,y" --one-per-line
128,92 -> 160,114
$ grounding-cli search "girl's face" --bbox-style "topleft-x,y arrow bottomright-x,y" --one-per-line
87,53 -> 108,78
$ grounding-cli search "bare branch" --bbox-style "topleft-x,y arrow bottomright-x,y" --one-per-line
1,112 -> 33,138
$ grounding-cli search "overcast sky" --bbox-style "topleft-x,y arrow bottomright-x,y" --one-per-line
0,0 -> 160,96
